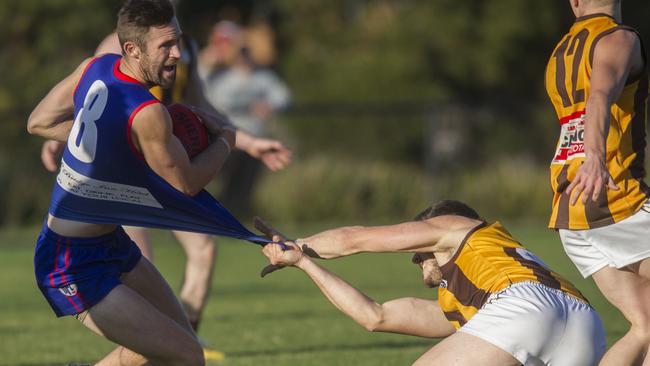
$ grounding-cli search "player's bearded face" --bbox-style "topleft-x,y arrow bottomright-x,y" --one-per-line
140,19 -> 181,88
412,253 -> 443,288
140,50 -> 176,88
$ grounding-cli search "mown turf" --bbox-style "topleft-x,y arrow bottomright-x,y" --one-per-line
0,221 -> 627,365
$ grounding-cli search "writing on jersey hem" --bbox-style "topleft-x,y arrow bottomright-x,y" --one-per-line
57,160 -> 163,208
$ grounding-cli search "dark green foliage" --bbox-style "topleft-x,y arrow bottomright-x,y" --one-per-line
3,1 -> 650,224
0,0 -> 122,224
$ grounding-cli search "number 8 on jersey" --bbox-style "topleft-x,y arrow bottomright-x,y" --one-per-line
68,80 -> 108,163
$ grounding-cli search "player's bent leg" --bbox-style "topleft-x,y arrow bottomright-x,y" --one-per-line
124,226 -> 154,261
120,256 -> 196,334
412,332 -> 521,366
80,284 -> 204,366
592,263 -> 650,366
172,230 -> 217,330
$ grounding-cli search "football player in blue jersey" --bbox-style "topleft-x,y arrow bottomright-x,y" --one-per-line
27,1 -> 233,365
40,21 -> 291,363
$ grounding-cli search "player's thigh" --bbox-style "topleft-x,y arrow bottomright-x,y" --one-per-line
120,257 -> 193,332
412,332 -> 521,366
592,263 -> 650,325
81,284 -> 201,361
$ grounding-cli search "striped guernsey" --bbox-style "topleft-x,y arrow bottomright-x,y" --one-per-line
545,13 -> 649,230
438,222 -> 586,329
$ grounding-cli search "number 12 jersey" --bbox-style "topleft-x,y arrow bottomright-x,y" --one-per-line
545,13 -> 649,230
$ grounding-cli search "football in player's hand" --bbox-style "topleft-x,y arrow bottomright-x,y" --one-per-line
168,103 -> 209,158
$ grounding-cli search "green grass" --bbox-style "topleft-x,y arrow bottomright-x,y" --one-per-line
0,221 -> 627,365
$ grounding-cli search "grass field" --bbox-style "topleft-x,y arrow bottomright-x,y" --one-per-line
0,220 -> 627,366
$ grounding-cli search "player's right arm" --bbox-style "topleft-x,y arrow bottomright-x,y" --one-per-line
293,216 -> 479,259
130,103 -> 235,196
565,29 -> 643,205
262,243 -> 455,338
27,58 -> 93,141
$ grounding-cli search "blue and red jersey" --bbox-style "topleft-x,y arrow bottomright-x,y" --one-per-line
48,54 -> 265,244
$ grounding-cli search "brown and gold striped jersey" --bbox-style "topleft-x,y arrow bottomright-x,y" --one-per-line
438,222 -> 586,329
545,14 -> 649,230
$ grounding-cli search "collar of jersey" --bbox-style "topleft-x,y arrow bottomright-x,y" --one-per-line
113,58 -> 147,87
574,12 -> 617,24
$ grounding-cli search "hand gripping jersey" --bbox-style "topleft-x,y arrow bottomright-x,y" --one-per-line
545,14 -> 649,230
438,222 -> 586,329
48,54 -> 266,244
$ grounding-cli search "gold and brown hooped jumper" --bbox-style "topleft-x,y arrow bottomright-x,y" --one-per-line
546,14 -> 649,230
438,222 -> 586,329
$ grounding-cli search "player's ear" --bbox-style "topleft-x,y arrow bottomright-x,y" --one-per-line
570,0 -> 580,11
123,41 -> 141,59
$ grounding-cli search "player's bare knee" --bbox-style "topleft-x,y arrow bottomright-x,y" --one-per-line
624,303 -> 650,328
629,323 -> 650,343
625,310 -> 650,343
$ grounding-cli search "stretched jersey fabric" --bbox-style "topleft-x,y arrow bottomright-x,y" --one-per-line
438,222 -> 586,329
545,14 -> 649,230
48,53 -> 267,244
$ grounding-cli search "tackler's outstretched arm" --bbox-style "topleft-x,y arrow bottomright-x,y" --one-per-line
294,216 -> 480,259
261,242 -> 455,338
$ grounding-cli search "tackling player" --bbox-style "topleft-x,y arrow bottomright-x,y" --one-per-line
546,1 -> 649,364
259,200 -> 606,365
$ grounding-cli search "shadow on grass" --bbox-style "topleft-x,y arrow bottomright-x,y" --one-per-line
227,339 -> 434,358
206,309 -> 339,323
9,340 -> 434,366
215,283 -> 315,296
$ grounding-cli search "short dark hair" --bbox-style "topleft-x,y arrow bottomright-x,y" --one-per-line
117,0 -> 175,50
414,200 -> 481,221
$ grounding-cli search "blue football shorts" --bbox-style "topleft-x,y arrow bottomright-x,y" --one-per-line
34,223 -> 142,317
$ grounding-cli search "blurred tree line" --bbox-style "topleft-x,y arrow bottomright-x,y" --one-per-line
1,1 -> 649,225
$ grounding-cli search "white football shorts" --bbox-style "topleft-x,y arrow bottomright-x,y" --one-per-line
459,281 -> 605,366
559,200 -> 650,278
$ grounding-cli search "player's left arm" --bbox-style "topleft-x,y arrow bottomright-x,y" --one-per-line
262,242 -> 455,338
41,140 -> 65,172
234,131 -> 293,171
566,29 -> 643,205
188,100 -> 293,171
27,58 -> 93,141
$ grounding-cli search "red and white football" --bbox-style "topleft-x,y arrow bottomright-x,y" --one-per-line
167,103 -> 210,158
